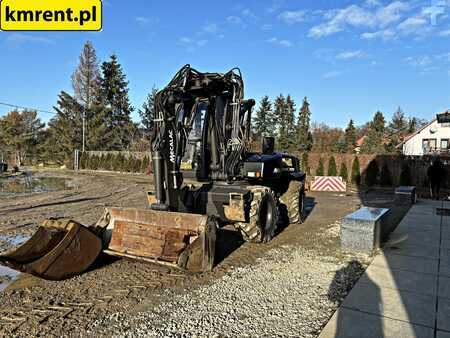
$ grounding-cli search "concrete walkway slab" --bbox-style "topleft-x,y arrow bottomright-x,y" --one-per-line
437,297 -> 450,332
319,199 -> 449,338
438,276 -> 450,299
372,253 -> 438,275
342,281 -> 436,327
383,243 -> 440,259
319,307 -> 434,338
388,231 -> 441,248
359,265 -> 437,296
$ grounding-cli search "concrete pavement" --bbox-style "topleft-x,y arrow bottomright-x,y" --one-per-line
319,199 -> 450,338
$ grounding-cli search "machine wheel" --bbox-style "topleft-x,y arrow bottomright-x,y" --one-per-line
236,186 -> 279,243
281,180 -> 305,224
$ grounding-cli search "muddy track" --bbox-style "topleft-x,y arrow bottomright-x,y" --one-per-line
0,170 -> 374,336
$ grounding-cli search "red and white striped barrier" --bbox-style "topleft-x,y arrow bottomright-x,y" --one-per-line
310,176 -> 347,192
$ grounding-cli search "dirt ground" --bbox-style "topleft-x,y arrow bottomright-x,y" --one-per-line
0,170 -> 408,336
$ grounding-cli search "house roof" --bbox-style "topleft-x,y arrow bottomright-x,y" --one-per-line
396,118 -> 436,149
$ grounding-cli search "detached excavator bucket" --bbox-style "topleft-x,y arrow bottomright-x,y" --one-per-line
0,219 -> 102,281
99,208 -> 217,273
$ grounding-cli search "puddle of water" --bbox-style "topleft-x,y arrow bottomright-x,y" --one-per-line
0,234 -> 29,247
0,175 -> 73,196
0,265 -> 20,292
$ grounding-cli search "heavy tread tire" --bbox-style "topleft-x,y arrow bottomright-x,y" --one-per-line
281,180 -> 305,224
236,186 -> 279,243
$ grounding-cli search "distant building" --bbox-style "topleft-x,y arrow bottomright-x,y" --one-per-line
400,110 -> 450,156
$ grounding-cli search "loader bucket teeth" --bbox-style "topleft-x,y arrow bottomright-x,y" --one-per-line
0,220 -> 102,281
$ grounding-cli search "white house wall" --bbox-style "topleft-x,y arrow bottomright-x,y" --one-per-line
403,120 -> 450,156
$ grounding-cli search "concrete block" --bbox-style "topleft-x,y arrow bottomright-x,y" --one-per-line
343,281 -> 436,327
360,265 -> 437,296
437,331 -> 450,338
372,253 -> 438,275
441,239 -> 450,249
443,227 -> 450,240
437,297 -> 450,332
395,186 -> 416,205
341,207 -> 389,255
318,307 -> 434,338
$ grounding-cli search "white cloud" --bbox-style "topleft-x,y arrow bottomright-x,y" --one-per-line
278,10 -> 307,25
177,37 -> 208,49
226,16 -> 242,25
202,23 -> 220,34
6,33 -> 55,45
241,8 -> 258,21
261,23 -> 273,31
309,2 -> 410,38
336,50 -> 364,60
361,29 -> 395,40
135,17 -> 159,26
321,70 -> 343,79
440,29 -> 450,36
404,55 -> 433,67
267,37 -> 293,47
397,16 -> 428,34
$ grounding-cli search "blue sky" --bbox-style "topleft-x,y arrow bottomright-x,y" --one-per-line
0,0 -> 449,128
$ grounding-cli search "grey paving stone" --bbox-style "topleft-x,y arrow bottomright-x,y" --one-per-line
343,281 -> 436,327
443,227 -> 450,240
318,307 -> 434,338
439,276 -> 450,299
383,243 -> 440,259
441,249 -> 450,260
437,331 -> 450,338
387,231 -> 441,248
396,223 -> 441,236
441,258 -> 450,277
437,297 -> 450,332
360,265 -> 437,296
442,239 -> 450,249
372,253 -> 438,275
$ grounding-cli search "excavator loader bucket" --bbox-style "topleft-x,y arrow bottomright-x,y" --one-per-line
0,219 -> 102,281
98,207 -> 217,273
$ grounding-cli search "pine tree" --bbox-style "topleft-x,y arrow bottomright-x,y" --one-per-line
139,87 -> 158,140
344,119 -> 357,153
316,158 -> 324,176
284,95 -> 297,150
361,111 -> 386,154
45,91 -> 84,164
340,161 -> 348,181
328,156 -> 337,176
0,110 -> 44,165
101,54 -> 135,150
253,96 -> 274,138
408,117 -> 418,133
389,107 -> 408,148
273,94 -> 285,150
71,41 -> 100,110
297,97 -> 312,151
351,157 -> 361,185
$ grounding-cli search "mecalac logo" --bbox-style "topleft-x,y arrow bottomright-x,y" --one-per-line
168,130 -> 176,164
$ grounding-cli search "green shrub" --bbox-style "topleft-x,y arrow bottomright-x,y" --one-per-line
316,158 -> 324,176
351,157 -> 361,185
365,159 -> 379,186
328,156 -> 337,176
340,162 -> 348,181
301,153 -> 309,173
141,156 -> 150,173
380,163 -> 393,186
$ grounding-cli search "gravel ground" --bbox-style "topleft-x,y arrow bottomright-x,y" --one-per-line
0,170 -> 408,337
91,244 -> 369,337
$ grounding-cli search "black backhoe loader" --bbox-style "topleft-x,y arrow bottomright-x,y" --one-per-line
0,65 -> 306,280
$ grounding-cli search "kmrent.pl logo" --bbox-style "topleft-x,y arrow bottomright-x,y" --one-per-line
0,0 -> 102,31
